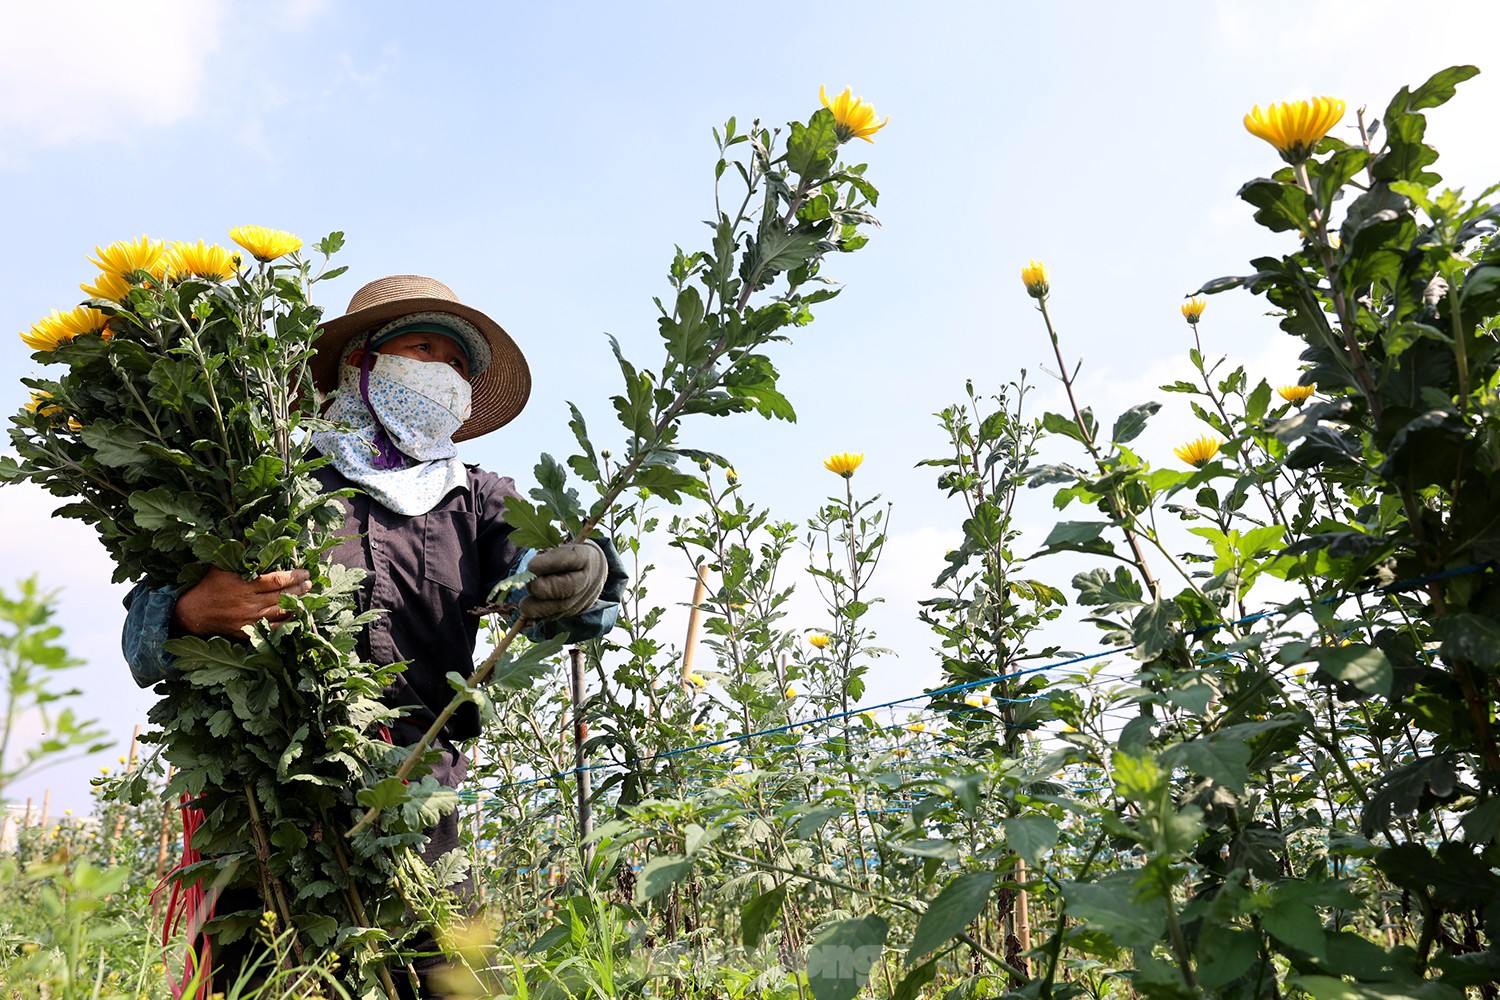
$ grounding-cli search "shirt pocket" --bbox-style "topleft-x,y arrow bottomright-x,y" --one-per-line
421,510 -> 479,596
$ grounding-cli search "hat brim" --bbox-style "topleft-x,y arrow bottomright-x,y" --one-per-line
313,296 -> 531,442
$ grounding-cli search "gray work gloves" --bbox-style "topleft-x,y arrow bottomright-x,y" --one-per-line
520,542 -> 608,621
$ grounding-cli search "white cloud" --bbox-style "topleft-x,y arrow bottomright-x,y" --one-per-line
0,1 -> 229,148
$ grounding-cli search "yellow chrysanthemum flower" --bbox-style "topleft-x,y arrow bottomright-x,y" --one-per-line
20,306 -> 110,352
88,236 -> 167,280
684,672 -> 707,689
163,240 -> 241,281
784,684 -> 799,699
1243,96 -> 1345,164
964,694 -> 983,708
80,269 -> 133,304
1181,297 -> 1206,324
25,391 -> 62,416
906,722 -> 927,733
1021,260 -> 1049,299
808,633 -> 832,649
1174,434 -> 1222,468
1277,383 -> 1316,405
819,85 -> 889,144
25,391 -> 82,431
229,225 -> 303,263
823,452 -> 864,478
725,467 -> 739,483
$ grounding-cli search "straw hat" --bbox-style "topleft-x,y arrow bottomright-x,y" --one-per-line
312,274 -> 531,441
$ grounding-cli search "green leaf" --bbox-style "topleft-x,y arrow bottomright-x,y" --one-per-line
1001,816 -> 1058,866
659,285 -> 711,369
128,488 -> 207,531
1289,975 -> 1463,1000
907,871 -> 995,964
1073,567 -> 1144,611
891,961 -> 937,1000
1040,521 -> 1110,552
1060,873 -> 1163,951
1161,737 -> 1251,792
79,421 -> 153,469
1196,923 -> 1259,990
500,494 -> 566,550
1131,599 -> 1181,661
741,883 -> 788,949
1363,755 -> 1460,838
807,914 -> 889,1000
1111,402 -> 1160,444
787,108 -> 839,179
1239,178 -> 1311,233
795,807 -> 845,838
1407,65 -> 1480,111
1435,613 -> 1500,667
530,453 -> 584,530
1262,898 -> 1327,959
355,776 -> 411,812
635,853 -> 692,902
1308,644 -> 1393,696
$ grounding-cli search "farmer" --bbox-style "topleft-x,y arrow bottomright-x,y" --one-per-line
122,274 -> 625,994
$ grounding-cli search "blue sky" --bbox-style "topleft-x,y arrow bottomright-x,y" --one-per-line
4,0 -> 1499,810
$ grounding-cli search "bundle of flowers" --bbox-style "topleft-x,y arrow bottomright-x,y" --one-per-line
5,230 -> 455,996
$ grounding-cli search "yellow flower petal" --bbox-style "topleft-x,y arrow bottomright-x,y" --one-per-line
807,633 -> 831,649
20,306 -> 110,352
1021,260 -> 1049,298
1181,297 -> 1206,323
1276,383 -> 1315,405
88,236 -> 166,280
822,452 -> 864,478
819,85 -> 889,143
163,240 -> 241,281
229,225 -> 303,263
1173,434 -> 1222,468
1243,96 -> 1345,164
80,270 -> 133,304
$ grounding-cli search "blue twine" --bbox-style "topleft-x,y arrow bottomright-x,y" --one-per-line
471,561 -> 1492,798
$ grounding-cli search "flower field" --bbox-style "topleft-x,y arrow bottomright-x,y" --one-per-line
5,68 -> 1500,1000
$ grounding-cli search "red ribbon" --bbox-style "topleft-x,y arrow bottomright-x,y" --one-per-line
152,795 -> 214,1000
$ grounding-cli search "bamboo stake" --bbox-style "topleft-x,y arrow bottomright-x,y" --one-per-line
570,647 -> 593,872
469,745 -> 486,907
680,564 -> 709,684
109,726 -> 143,862
154,769 -> 175,884
22,797 -> 32,827
38,789 -> 50,828
1015,859 -> 1032,973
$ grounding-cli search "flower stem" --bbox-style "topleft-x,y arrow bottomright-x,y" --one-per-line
1037,296 -> 1161,598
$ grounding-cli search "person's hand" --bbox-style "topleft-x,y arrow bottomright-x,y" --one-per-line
520,543 -> 607,621
172,567 -> 313,638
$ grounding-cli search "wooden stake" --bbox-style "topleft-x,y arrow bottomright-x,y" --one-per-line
22,797 -> 33,827
110,725 -> 144,863
570,646 -> 593,872
680,564 -> 709,684
469,746 -> 486,906
154,769 -> 175,887
1015,859 -> 1032,973
38,789 -> 50,828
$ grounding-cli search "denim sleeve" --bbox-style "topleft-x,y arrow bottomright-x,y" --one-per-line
121,581 -> 182,687
506,537 -> 626,643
